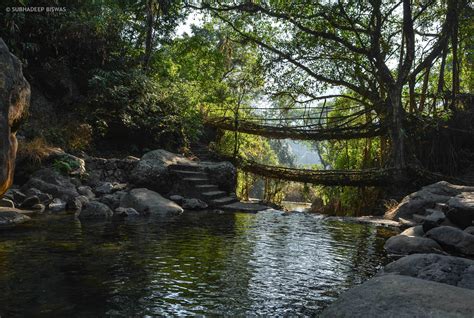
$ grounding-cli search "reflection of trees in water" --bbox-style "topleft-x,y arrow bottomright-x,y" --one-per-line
323,221 -> 394,288
0,212 -> 395,316
0,213 -> 243,316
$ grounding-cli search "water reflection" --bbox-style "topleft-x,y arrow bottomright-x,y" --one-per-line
0,210 -> 394,317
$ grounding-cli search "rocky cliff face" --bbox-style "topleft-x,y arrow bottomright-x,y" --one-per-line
0,38 -> 30,196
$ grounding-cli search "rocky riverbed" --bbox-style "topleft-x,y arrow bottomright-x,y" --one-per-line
0,148 -> 271,228
321,181 -> 474,317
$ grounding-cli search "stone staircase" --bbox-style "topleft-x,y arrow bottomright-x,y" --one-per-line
169,163 -> 269,212
190,143 -> 215,162
169,164 -> 239,208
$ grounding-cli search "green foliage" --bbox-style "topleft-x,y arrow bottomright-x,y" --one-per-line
87,68 -> 202,149
52,157 -> 80,176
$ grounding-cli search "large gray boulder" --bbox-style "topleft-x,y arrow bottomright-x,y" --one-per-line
0,38 -> 30,196
182,198 -> 208,210
201,161 -> 236,193
320,274 -> 474,318
130,149 -> 190,191
23,168 -> 79,201
384,234 -> 444,255
399,225 -> 424,237
381,253 -> 474,290
0,208 -> 30,227
0,198 -> 14,208
426,226 -> 474,256
99,191 -> 126,210
114,207 -> 139,217
447,192 -> 474,229
464,226 -> 474,235
77,201 -> 113,218
385,181 -> 474,221
120,188 -> 183,215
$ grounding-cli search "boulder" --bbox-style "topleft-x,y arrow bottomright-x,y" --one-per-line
399,225 -> 424,237
381,253 -> 474,290
420,209 -> 446,232
24,188 -> 42,197
94,182 -> 114,195
38,193 -> 53,204
201,161 -> 237,193
77,186 -> 95,199
426,226 -> 474,256
120,188 -> 183,215
70,195 -> 90,213
385,181 -> 474,221
24,188 -> 52,204
19,195 -> 41,209
3,188 -> 26,204
447,192 -> 474,229
114,207 -> 139,217
384,235 -> 444,255
48,198 -> 67,213
320,275 -> 474,318
0,38 -> 30,196
32,203 -> 45,213
169,195 -> 184,204
66,196 -> 84,213
24,168 -> 79,201
130,149 -> 188,191
0,198 -> 14,208
182,198 -> 208,210
0,208 -> 30,227
77,201 -> 113,218
99,191 -> 126,210
464,226 -> 474,235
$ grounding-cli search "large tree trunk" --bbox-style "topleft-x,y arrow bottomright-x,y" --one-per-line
388,88 -> 406,171
451,11 -> 459,111
143,0 -> 154,70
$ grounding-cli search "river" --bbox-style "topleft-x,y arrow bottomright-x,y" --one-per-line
0,209 -> 395,317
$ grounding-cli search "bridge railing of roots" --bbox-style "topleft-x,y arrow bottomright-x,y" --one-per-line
202,101 -> 398,186
204,102 -> 385,141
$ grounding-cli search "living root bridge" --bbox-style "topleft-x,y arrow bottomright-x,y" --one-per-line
206,118 -> 385,141
228,157 -> 474,187
229,157 -> 398,187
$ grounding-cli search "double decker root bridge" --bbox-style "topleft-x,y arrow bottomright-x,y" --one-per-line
203,103 -> 473,187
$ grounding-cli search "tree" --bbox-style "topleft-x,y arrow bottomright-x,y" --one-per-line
188,0 -> 468,172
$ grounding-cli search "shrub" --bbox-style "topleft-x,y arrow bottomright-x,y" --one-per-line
17,137 -> 58,165
52,157 -> 80,175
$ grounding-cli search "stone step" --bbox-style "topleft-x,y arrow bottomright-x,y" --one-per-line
173,170 -> 208,178
169,164 -> 201,172
195,184 -> 219,191
183,177 -> 211,185
211,196 -> 239,206
202,190 -> 227,200
220,202 -> 270,213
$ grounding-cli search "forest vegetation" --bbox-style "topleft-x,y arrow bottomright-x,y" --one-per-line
1,0 -> 472,214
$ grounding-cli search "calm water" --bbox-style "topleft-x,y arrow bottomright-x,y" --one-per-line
0,210 -> 395,317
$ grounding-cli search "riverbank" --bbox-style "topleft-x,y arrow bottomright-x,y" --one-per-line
0,148 -> 270,228
321,181 -> 474,317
